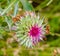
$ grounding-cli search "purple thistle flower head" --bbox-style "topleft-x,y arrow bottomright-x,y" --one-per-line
16,12 -> 46,48
28,24 -> 43,45
29,24 -> 40,37
28,24 -> 45,45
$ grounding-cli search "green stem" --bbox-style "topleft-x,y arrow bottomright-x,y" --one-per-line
1,0 -> 17,16
20,0 -> 34,11
50,32 -> 60,37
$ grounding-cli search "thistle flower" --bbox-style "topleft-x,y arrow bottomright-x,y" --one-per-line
15,12 -> 46,48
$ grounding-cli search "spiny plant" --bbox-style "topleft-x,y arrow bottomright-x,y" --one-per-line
14,12 -> 47,48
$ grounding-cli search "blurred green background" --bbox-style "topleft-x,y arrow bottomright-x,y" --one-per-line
0,0 -> 60,56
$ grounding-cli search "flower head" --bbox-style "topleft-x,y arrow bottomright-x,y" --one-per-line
29,25 -> 40,37
16,12 -> 46,48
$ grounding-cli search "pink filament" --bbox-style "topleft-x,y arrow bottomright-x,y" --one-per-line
29,25 -> 42,38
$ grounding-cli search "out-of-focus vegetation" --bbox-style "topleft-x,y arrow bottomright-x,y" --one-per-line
0,0 -> 60,56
